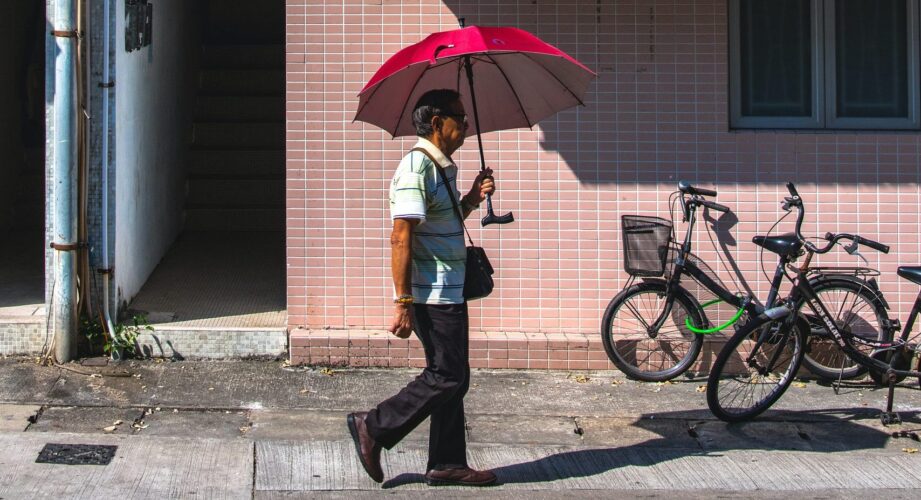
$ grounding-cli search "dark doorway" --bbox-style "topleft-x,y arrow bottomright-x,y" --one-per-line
128,1 -> 286,331
0,0 -> 46,320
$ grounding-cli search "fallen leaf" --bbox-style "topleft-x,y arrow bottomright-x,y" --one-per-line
103,425 -> 117,432
610,379 -> 622,386
574,375 -> 589,383
696,385 -> 707,393
320,367 -> 335,376
793,382 -> 807,388
299,388 -> 311,394
902,447 -> 918,454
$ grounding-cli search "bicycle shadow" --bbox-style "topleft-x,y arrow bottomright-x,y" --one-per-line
382,407 -> 919,488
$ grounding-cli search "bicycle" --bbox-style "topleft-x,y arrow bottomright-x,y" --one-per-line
706,182 -> 917,425
603,182 -> 892,382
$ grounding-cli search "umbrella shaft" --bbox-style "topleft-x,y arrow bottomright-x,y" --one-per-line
463,56 -> 488,174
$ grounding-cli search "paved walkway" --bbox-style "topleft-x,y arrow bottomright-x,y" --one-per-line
1,357 -> 920,498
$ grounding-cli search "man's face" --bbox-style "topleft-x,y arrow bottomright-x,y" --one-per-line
437,100 -> 468,153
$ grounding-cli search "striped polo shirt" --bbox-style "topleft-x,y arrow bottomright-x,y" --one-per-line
389,138 -> 466,305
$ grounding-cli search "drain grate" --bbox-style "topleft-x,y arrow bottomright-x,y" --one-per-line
36,443 -> 117,466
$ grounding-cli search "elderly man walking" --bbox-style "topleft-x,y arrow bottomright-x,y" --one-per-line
347,89 -> 497,487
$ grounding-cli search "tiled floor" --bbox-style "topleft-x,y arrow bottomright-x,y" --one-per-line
128,231 -> 286,329
0,229 -> 45,318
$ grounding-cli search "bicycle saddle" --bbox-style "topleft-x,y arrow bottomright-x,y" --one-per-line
897,266 -> 921,286
752,233 -> 803,258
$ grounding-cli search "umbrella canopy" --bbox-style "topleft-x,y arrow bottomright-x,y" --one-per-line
355,26 -> 596,138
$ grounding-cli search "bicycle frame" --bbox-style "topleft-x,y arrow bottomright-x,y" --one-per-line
648,199 -> 769,334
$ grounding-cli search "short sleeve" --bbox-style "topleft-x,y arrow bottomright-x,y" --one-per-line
390,171 -> 427,220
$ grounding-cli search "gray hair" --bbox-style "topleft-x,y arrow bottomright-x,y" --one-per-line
412,89 -> 461,137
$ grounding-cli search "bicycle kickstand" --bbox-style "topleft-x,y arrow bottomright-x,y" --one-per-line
880,370 -> 902,426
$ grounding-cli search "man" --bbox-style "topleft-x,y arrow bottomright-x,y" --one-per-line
347,89 -> 497,486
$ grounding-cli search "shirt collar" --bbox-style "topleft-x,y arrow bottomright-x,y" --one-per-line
414,137 -> 455,168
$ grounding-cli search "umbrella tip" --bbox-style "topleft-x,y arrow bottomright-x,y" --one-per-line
458,17 -> 465,28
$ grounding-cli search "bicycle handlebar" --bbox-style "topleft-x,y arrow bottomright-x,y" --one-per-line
824,232 -> 890,254
699,199 -> 730,213
678,180 -> 717,197
785,181 -> 889,255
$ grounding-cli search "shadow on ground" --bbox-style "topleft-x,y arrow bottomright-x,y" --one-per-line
384,407 -> 920,488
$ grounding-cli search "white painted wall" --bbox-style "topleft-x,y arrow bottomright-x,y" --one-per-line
114,0 -> 201,311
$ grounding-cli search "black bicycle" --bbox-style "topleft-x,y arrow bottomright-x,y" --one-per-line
707,182 -> 918,424
603,182 -> 892,382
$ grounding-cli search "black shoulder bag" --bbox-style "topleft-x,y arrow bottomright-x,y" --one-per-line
411,148 -> 494,301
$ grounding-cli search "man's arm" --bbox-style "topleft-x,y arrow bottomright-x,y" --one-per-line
389,218 -> 419,338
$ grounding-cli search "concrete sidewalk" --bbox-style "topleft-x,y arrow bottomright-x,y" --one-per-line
1,356 -> 920,498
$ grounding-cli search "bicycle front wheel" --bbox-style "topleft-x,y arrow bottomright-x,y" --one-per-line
706,315 -> 806,422
601,281 -> 704,381
799,278 -> 891,380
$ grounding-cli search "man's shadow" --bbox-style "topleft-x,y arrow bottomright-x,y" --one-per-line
383,407 -> 920,488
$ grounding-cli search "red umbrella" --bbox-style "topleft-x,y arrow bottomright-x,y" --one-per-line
355,24 -> 596,226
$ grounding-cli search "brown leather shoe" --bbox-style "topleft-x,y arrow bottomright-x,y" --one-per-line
346,412 -> 383,483
424,467 -> 497,487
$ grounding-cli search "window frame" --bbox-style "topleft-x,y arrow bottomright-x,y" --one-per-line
824,0 -> 921,129
729,0 -> 921,130
729,0 -> 825,129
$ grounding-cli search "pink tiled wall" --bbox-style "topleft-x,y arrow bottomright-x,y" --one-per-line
285,1 -> 921,343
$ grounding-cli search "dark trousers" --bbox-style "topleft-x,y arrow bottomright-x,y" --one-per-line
365,302 -> 470,471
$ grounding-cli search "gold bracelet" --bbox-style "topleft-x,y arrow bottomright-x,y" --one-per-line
393,295 -> 414,304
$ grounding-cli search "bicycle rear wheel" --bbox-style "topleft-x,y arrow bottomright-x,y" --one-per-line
800,278 -> 891,380
601,281 -> 704,381
707,315 -> 806,422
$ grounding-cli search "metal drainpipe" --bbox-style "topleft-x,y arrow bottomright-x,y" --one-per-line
100,0 -> 115,335
51,0 -> 79,362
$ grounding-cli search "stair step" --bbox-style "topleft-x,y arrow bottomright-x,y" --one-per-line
185,207 -> 284,232
189,150 -> 284,176
195,96 -> 284,122
192,122 -> 284,150
201,44 -> 284,69
186,178 -> 284,207
199,69 -> 283,96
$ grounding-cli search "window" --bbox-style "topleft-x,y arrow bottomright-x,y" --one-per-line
730,0 -> 920,129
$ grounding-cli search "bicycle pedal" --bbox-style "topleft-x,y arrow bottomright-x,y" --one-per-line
880,412 -> 902,426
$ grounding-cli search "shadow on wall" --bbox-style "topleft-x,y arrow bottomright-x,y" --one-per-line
441,1 -> 918,187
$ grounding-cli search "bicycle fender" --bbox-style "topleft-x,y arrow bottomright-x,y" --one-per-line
807,274 -> 890,310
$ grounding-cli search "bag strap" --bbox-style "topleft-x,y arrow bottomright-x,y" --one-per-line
411,147 -> 476,247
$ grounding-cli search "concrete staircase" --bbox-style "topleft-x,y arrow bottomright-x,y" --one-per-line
186,39 -> 284,232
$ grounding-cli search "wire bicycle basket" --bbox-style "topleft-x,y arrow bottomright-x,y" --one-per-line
621,215 -> 673,277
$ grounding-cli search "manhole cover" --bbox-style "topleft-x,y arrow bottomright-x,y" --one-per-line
36,443 -> 117,465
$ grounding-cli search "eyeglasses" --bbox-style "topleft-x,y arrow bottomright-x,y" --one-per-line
441,112 -> 468,125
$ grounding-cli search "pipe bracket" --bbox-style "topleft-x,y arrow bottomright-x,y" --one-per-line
50,242 -> 85,252
51,30 -> 80,39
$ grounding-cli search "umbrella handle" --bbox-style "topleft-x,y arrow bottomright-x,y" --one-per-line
482,194 -> 514,226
